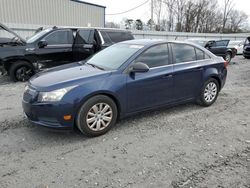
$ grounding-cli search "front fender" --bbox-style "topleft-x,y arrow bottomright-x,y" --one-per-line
61,74 -> 127,119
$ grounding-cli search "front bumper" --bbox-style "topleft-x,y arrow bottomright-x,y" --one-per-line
243,50 -> 250,57
22,100 -> 75,129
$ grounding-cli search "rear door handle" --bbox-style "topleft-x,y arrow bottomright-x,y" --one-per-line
162,74 -> 173,79
196,67 -> 203,70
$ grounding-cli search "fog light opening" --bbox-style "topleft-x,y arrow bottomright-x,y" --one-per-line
63,115 -> 72,121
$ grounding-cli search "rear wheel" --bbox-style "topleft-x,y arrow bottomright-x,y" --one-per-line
225,52 -> 232,63
76,95 -> 118,137
198,78 -> 219,107
9,61 -> 34,82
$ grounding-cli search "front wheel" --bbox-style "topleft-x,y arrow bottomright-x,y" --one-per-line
198,78 -> 219,107
9,61 -> 34,82
76,95 -> 118,137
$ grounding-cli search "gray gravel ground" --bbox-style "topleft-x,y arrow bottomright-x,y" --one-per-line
0,56 -> 249,188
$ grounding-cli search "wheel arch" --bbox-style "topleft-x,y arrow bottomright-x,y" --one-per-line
75,91 -> 122,122
3,58 -> 34,73
210,76 -> 221,91
203,67 -> 222,91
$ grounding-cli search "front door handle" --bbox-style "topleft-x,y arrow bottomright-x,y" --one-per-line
162,74 -> 173,79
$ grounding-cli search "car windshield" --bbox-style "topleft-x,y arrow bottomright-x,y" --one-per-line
27,28 -> 52,43
86,43 -> 144,70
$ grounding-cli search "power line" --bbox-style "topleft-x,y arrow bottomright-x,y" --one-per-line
105,0 -> 150,16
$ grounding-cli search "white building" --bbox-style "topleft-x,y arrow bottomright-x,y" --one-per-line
0,0 -> 105,37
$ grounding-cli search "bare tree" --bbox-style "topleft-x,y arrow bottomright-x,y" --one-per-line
164,0 -> 175,31
229,10 -> 248,32
144,0 -> 248,33
174,0 -> 186,32
222,0 -> 234,33
152,0 -> 163,29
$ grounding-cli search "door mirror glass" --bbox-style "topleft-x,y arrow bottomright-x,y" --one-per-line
130,62 -> 149,73
38,40 -> 48,48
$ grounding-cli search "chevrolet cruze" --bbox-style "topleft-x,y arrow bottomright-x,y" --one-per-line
22,40 -> 227,136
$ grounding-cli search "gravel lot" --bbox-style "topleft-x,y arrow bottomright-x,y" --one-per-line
0,56 -> 249,188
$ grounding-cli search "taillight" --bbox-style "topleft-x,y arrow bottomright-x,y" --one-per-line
224,61 -> 228,69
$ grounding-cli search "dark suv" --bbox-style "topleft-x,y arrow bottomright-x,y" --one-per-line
243,37 -> 250,59
0,23 -> 134,81
187,39 -> 237,63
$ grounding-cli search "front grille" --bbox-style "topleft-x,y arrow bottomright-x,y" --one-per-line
245,47 -> 250,52
23,87 -> 38,103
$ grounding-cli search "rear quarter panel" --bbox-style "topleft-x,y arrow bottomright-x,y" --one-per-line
202,57 -> 227,90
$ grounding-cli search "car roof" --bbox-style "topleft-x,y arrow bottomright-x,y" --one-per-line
44,26 -> 130,33
120,39 -> 217,58
120,39 -> 204,47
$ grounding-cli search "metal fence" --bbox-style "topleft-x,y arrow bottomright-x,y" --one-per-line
132,30 -> 249,41
3,22 -> 250,41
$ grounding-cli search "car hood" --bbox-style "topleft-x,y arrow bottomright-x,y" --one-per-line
0,23 -> 26,44
29,62 -> 112,91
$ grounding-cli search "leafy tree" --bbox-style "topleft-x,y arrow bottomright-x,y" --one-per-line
135,19 -> 143,30
124,19 -> 134,30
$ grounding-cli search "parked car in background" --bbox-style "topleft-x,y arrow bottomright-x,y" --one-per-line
22,40 -> 228,136
0,23 -> 134,81
228,40 -> 244,55
243,36 -> 250,59
187,39 -> 237,63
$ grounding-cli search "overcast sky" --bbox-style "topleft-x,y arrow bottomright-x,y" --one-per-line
83,0 -> 250,24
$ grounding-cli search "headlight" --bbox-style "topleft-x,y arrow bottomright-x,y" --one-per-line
24,85 -> 29,92
38,86 -> 76,102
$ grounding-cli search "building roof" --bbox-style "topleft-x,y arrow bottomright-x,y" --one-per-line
71,0 -> 106,9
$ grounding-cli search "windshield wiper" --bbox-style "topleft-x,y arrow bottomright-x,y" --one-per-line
86,63 -> 105,70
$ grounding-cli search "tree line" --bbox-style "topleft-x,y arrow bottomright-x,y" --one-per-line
106,0 -> 249,33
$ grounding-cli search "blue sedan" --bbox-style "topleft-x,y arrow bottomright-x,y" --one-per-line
22,40 -> 227,136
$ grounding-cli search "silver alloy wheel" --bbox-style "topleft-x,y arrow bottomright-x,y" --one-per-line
86,103 -> 113,131
204,82 -> 217,103
225,53 -> 231,62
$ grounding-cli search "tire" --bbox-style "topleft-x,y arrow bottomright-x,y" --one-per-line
76,95 -> 118,137
225,52 -> 232,63
198,78 -> 219,107
9,61 -> 34,82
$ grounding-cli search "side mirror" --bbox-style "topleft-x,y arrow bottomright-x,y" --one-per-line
38,40 -> 48,48
130,62 -> 149,73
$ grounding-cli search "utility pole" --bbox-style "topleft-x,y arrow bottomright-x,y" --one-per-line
151,0 -> 154,30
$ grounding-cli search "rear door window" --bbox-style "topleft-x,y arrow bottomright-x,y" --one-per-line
105,31 -> 133,43
171,43 -> 196,63
100,31 -> 112,44
44,30 -> 73,45
75,29 -> 94,44
214,40 -> 229,47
